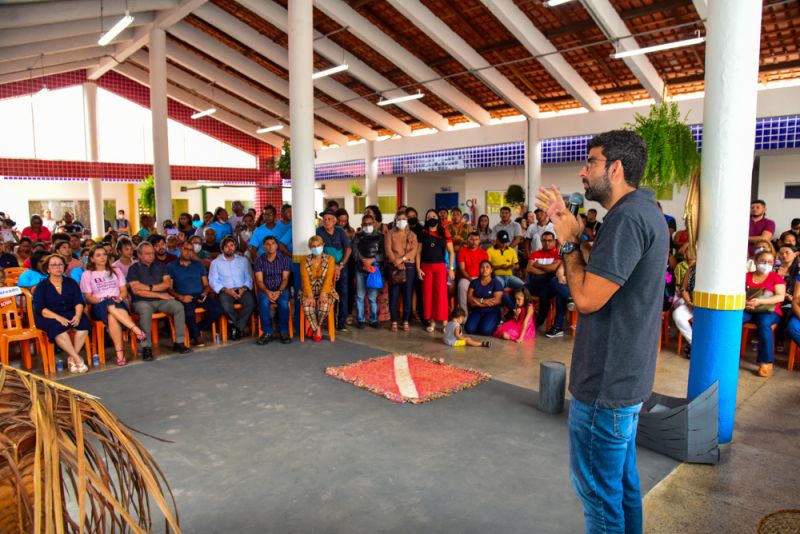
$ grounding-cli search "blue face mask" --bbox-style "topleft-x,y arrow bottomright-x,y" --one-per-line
311,246 -> 324,256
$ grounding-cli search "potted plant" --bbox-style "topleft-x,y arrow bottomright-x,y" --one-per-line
275,139 -> 291,180
627,94 -> 701,249
138,175 -> 155,215
350,180 -> 364,197
504,184 -> 525,209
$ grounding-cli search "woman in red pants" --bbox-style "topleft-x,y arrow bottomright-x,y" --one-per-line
416,209 -> 455,332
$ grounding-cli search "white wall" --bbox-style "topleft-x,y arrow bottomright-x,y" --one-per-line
756,152 -> 800,234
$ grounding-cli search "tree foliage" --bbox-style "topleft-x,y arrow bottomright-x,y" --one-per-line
504,184 -> 525,206
138,175 -> 155,213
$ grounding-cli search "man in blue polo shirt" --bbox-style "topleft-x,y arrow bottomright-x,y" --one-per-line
249,205 -> 284,260
168,241 -> 222,346
316,209 -> 352,331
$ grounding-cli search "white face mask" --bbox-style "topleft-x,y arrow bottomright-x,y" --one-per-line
240,230 -> 252,241
362,225 -> 374,234
756,263 -> 773,274
193,244 -> 202,253
396,220 -> 408,230
311,246 -> 324,256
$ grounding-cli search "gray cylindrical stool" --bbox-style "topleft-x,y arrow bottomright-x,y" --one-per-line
539,361 -> 566,414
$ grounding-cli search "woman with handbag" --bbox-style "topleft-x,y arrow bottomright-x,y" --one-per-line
744,249 -> 786,377
351,213 -> 385,329
385,210 -> 418,332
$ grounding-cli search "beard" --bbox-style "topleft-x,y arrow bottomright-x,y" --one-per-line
584,171 -> 612,206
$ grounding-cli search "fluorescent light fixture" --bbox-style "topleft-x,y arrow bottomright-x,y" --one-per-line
191,107 -> 216,119
98,12 -> 134,46
612,36 -> 705,59
312,64 -> 349,80
544,0 -> 575,6
256,124 -> 284,134
377,91 -> 424,107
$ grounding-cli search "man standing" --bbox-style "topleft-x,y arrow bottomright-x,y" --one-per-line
275,204 -> 293,257
456,232 -> 489,313
526,208 -> 556,254
748,199 -> 775,257
127,242 -> 190,360
493,206 -> 523,248
60,212 -> 84,234
537,130 -> 668,534
249,205 -> 284,260
254,235 -> 292,344
351,213 -> 385,328
317,209 -> 352,331
168,241 -> 222,346
582,209 -> 602,242
209,236 -> 255,340
228,200 -> 246,229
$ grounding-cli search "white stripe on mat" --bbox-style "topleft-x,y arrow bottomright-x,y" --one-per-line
393,355 -> 419,399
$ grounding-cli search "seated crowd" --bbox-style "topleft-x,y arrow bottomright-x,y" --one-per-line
2,197 -> 800,377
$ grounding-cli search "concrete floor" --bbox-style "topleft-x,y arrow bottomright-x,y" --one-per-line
46,320 -> 800,533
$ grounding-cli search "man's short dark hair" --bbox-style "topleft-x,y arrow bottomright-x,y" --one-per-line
541,231 -> 555,240
263,204 -> 277,216
587,130 -> 648,188
326,200 -> 340,210
263,235 -> 278,245
792,218 -> 800,228
468,231 -> 480,238
588,209 -> 598,215
281,204 -> 292,213
220,236 -> 237,249
148,234 -> 166,245
751,199 -> 766,207
500,206 -> 511,213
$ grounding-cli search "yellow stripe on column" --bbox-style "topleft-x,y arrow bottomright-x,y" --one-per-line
693,291 -> 746,310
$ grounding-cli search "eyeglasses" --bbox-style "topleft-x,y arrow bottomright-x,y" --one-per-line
582,157 -> 608,169
49,263 -> 65,269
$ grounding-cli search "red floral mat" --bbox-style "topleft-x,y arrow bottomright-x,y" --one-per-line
325,354 -> 491,404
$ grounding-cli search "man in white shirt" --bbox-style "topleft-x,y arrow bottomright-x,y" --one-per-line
209,236 -> 255,340
227,201 -> 246,230
526,208 -> 557,253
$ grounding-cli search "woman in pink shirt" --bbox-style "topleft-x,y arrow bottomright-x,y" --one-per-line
80,245 -> 145,366
743,249 -> 786,377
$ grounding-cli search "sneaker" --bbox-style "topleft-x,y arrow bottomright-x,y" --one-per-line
173,342 -> 191,354
337,323 -> 349,332
481,341 -> 491,348
357,321 -> 366,329
369,321 -> 379,329
545,327 -> 564,338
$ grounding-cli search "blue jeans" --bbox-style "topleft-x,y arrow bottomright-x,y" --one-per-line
569,398 -> 643,534
541,277 -> 571,329
495,274 -> 524,310
742,311 -> 780,363
389,264 -> 416,323
257,289 -> 290,335
787,316 -> 800,346
464,307 -> 501,336
355,267 -> 381,323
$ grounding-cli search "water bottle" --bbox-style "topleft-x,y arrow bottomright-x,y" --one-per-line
55,359 -> 64,372
92,354 -> 100,367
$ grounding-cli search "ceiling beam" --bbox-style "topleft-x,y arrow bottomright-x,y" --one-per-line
387,0 -> 538,117
482,0 -> 601,112
0,13 -> 154,48
167,21 -> 377,140
0,30 -> 133,63
0,60 -> 100,85
581,0 -> 664,102
88,0 -> 208,81
236,0 -> 449,132
192,4 -> 411,137
0,47 -> 106,77
315,0 -> 492,125
0,0 -> 176,30
113,61 -> 292,149
133,48 -> 348,146
692,0 -> 708,21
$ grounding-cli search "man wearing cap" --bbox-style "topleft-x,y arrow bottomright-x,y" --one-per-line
487,230 -> 525,310
316,209 -> 352,331
209,236 -> 255,340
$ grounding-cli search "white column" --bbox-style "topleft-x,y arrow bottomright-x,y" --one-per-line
688,0 -> 763,444
83,81 -> 104,237
289,0 -> 315,258
365,141 -> 378,208
526,117 -> 541,211
150,27 -> 172,227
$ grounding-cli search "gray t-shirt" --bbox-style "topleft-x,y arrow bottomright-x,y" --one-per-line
492,221 -> 522,242
569,189 -> 669,408
443,321 -> 461,346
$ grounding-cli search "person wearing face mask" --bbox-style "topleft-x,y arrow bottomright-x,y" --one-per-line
416,209 -> 455,333
351,214 -> 386,328
385,211 -> 418,331
774,244 -> 798,351
299,235 -> 337,342
316,209 -> 353,332
744,250 -> 786,377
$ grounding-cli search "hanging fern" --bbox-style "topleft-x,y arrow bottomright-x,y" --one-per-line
276,139 -> 291,178
626,96 -> 700,191
138,175 -> 155,214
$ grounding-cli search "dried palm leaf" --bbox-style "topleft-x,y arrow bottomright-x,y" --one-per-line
0,365 -> 180,533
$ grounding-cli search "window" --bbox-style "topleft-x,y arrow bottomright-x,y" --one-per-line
785,184 -> 800,199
